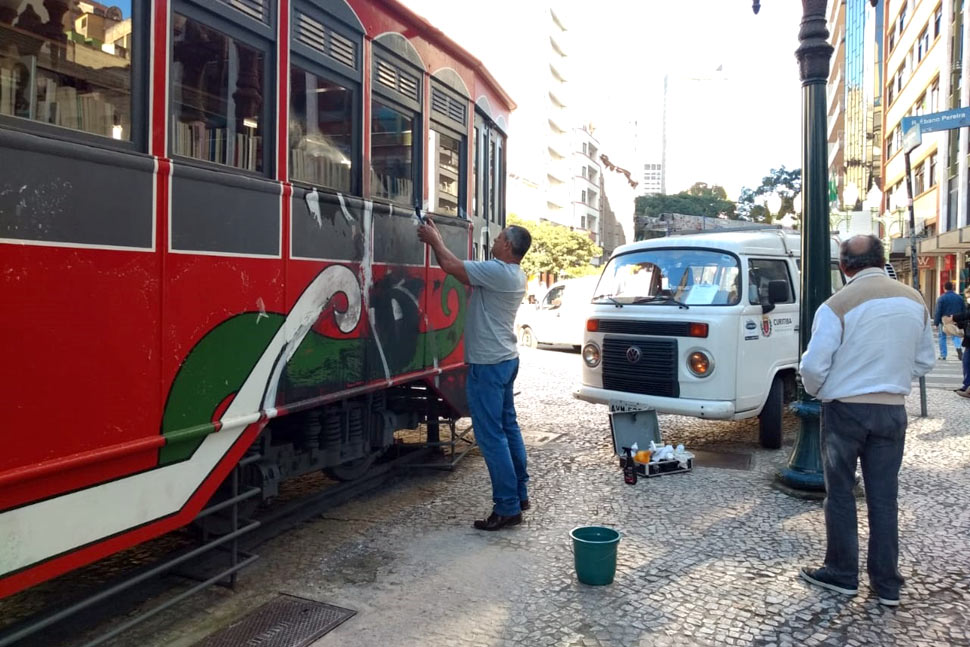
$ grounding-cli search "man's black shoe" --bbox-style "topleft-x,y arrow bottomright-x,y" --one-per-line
799,567 -> 857,596
520,499 -> 530,511
473,512 -> 522,531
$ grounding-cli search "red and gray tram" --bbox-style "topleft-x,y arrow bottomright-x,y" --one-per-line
0,0 -> 512,599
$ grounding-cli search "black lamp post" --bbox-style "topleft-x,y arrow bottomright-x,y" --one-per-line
755,0 -> 879,497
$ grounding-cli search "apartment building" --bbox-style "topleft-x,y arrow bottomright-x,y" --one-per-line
571,126 -> 601,244
827,0 -> 884,209
881,0 -> 953,302
642,162 -> 663,195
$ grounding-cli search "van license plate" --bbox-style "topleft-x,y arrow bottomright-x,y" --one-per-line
609,400 -> 650,413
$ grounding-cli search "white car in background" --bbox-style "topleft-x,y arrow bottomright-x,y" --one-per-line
516,276 -> 599,349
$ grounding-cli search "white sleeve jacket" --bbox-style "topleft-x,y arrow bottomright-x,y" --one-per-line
799,268 -> 936,401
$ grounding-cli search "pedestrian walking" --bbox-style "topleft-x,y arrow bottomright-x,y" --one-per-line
798,235 -> 935,607
934,281 -> 965,360
417,215 -> 533,531
946,312 -> 970,396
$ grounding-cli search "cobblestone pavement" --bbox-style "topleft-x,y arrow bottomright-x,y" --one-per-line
96,347 -> 970,647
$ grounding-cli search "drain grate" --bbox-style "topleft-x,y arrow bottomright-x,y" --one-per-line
691,449 -> 753,471
193,594 -> 355,647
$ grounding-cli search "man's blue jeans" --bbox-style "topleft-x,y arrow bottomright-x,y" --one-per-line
466,358 -> 528,516
938,329 -> 961,358
820,401 -> 907,599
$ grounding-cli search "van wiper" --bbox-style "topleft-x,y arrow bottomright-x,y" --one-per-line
594,294 -> 624,308
630,294 -> 690,309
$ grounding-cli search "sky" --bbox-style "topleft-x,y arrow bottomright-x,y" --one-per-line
399,0 -> 807,200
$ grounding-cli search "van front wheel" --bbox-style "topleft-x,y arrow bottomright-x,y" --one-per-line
758,376 -> 783,449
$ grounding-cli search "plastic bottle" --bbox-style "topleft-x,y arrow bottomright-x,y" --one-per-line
623,446 -> 637,485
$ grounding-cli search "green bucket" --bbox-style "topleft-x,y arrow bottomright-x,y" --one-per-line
570,526 -> 620,586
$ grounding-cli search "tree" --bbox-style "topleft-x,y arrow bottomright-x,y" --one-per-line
634,182 -> 737,220
508,214 -> 603,279
736,166 -> 802,222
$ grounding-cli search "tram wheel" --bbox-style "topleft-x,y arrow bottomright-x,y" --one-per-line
324,453 -> 377,482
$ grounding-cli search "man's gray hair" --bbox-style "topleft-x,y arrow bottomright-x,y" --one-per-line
839,234 -> 885,271
505,225 -> 532,258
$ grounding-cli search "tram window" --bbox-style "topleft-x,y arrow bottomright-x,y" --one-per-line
370,100 -> 413,207
428,128 -> 462,217
171,14 -> 265,172
0,3 -> 133,140
289,67 -> 353,192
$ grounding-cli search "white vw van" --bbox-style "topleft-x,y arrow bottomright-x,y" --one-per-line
573,228 -> 843,449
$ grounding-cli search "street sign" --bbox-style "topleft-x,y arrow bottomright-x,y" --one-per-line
901,106 -> 970,135
902,123 -> 921,154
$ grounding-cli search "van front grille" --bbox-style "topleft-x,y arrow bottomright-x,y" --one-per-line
597,320 -> 691,336
602,337 -> 678,397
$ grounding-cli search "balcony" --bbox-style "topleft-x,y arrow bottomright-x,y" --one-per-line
828,136 -> 842,168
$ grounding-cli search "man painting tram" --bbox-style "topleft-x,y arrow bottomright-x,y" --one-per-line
418,215 -> 533,531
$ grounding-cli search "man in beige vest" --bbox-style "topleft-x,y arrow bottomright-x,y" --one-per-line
798,235 -> 935,607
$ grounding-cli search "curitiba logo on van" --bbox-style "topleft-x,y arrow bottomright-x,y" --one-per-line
761,316 -> 772,337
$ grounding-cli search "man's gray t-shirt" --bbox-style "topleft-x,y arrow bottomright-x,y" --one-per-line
463,259 -> 526,364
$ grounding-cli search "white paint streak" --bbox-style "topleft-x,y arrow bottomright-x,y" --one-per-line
305,189 -> 323,228
255,297 -> 268,323
336,193 -> 355,224
360,201 -> 390,380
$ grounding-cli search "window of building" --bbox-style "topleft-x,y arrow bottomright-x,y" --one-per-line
887,82 -> 895,106
370,46 -> 422,207
0,2 -> 136,141
896,66 -> 904,93
172,11 -> 268,172
929,152 -> 938,187
580,215 -> 586,229
931,77 -> 940,111
915,93 -> 926,116
887,129 -> 895,158
898,3 -> 907,36
918,28 -> 929,62
889,28 -> 896,52
289,1 -> 362,193
581,189 -> 586,203
428,80 -> 468,217
935,4 -> 943,39
914,161 -> 925,195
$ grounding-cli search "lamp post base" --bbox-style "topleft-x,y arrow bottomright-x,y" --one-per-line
774,399 -> 826,497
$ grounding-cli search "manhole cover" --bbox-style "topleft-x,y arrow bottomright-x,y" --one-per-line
193,594 -> 355,647
691,449 -> 753,471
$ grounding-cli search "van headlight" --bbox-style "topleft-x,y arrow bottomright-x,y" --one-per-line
687,351 -> 713,377
582,343 -> 601,367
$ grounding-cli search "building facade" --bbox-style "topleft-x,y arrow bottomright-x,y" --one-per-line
570,125 -> 600,244
642,162 -> 663,195
882,0 -> 949,302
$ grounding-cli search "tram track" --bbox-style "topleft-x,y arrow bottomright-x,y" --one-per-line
0,446 -> 444,647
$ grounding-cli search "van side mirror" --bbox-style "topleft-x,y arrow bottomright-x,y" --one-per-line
760,279 -> 791,314
768,280 -> 791,303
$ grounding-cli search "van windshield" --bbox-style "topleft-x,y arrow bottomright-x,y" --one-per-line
593,249 -> 741,306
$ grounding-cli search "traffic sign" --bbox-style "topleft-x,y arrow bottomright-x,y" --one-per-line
901,107 -> 970,135
902,122 -> 921,154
